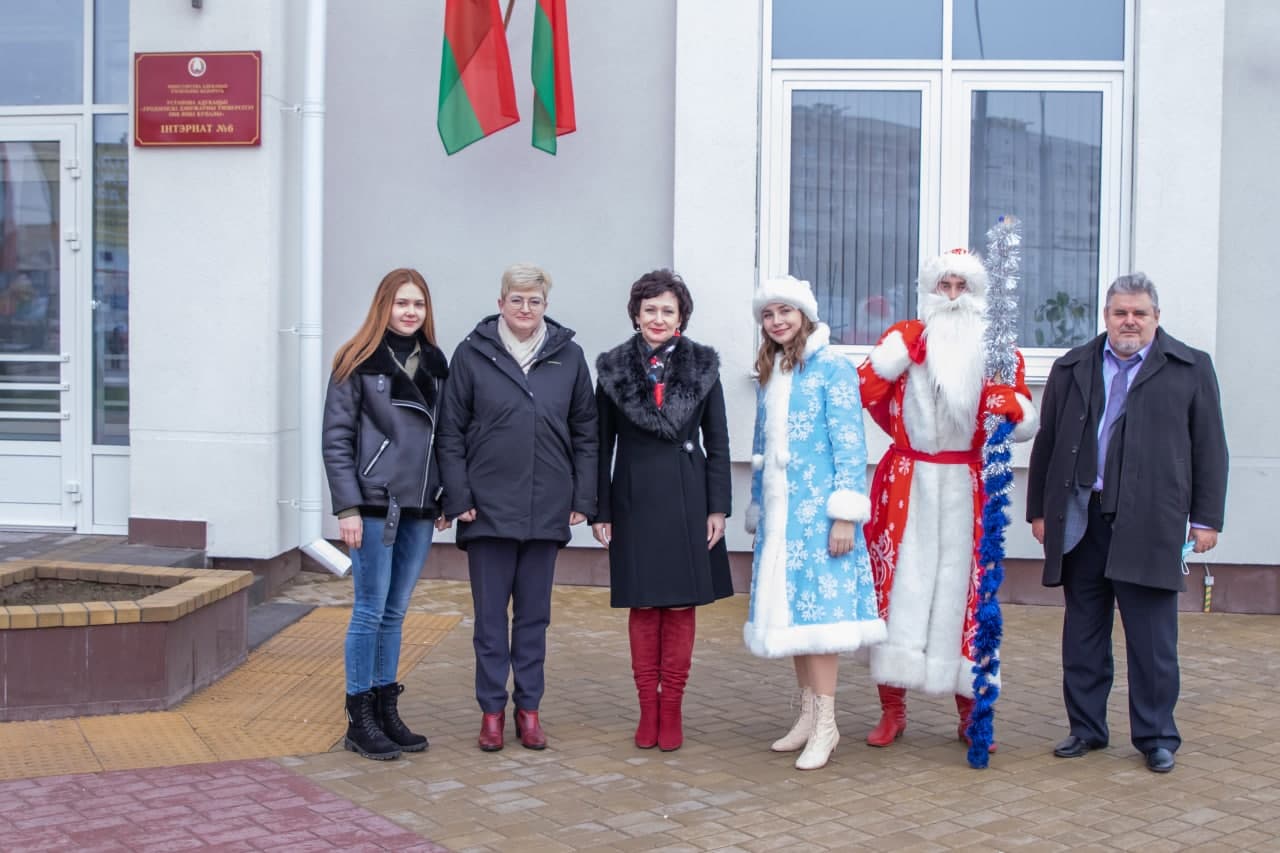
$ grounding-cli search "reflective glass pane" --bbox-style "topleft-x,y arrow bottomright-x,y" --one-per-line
790,91 -> 922,345
94,116 -> 129,446
0,141 -> 61,356
968,90 -> 1103,348
94,0 -> 129,104
0,0 -> 84,105
953,0 -> 1124,61
773,0 -> 942,60
0,417 -> 59,441
0,387 -> 58,412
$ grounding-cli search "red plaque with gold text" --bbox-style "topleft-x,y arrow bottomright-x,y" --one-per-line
134,51 -> 262,146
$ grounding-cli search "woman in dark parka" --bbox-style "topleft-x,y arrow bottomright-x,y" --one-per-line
591,269 -> 733,752
435,263 -> 598,753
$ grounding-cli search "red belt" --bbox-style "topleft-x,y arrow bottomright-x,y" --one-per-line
891,445 -> 980,465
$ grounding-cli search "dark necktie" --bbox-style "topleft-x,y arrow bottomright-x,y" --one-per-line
1097,352 -> 1141,487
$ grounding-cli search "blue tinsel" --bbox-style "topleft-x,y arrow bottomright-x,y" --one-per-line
968,416 -> 1015,768
966,215 -> 1023,769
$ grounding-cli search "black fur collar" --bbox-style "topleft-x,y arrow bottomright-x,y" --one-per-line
596,335 -> 720,439
356,334 -> 449,408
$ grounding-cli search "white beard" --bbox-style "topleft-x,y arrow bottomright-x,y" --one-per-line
920,293 -> 987,438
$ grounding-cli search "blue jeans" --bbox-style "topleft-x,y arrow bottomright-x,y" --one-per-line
344,516 -> 434,695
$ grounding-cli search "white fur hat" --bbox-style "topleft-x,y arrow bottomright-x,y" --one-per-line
753,275 -> 820,323
918,249 -> 988,300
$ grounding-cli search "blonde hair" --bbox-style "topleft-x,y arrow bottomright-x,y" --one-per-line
754,316 -> 816,387
331,268 -> 436,383
501,263 -> 552,299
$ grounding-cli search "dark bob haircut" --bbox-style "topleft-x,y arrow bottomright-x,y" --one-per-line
627,269 -> 693,332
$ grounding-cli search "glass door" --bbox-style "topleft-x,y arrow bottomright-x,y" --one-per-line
0,121 -> 79,527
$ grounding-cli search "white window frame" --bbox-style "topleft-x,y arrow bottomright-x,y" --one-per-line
761,70 -> 941,311
760,1 -> 1135,381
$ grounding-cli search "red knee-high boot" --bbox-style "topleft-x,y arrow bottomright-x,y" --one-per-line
628,608 -> 662,749
866,685 -> 907,747
657,607 -> 696,752
955,694 -> 997,753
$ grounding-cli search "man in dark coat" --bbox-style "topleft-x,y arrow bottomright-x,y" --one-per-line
435,263 -> 597,752
1027,272 -> 1228,774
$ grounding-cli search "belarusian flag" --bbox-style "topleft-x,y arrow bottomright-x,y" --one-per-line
530,0 -> 575,154
438,0 -> 520,155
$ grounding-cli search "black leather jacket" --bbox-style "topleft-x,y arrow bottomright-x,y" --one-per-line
322,334 -> 449,543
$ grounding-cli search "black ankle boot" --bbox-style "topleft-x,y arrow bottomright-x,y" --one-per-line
374,682 -> 429,752
344,690 -> 401,760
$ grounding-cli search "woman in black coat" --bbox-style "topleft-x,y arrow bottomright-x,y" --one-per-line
322,267 -> 450,761
591,269 -> 733,752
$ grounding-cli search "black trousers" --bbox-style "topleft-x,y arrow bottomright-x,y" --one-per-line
467,537 -> 559,713
1061,493 -> 1181,754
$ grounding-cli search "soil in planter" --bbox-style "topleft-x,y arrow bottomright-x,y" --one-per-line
0,579 -> 166,606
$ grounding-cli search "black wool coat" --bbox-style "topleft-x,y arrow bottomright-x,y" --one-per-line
1027,328 -> 1229,591
436,315 -> 598,549
322,334 -> 449,524
595,335 -> 733,608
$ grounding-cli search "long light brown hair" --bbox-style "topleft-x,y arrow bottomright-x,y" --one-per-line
754,315 -> 816,386
331,268 -> 437,383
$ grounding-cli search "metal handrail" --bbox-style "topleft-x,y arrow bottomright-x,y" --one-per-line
0,411 -> 68,420
0,382 -> 66,392
0,354 -> 67,363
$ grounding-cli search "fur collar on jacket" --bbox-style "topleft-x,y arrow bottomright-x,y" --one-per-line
355,333 -> 448,408
596,335 -> 720,439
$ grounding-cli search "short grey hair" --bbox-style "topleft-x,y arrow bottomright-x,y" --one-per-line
1105,272 -> 1159,310
501,263 -> 552,299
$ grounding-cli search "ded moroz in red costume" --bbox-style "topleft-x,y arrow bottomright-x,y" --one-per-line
857,249 -> 1038,748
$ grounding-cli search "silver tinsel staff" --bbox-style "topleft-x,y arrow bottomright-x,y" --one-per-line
966,215 -> 1022,768
983,216 -> 1022,387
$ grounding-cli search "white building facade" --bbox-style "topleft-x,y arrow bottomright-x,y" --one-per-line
1,1 -> 1275,608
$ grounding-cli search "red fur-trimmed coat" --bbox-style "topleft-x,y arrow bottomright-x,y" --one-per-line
857,320 -> 1037,696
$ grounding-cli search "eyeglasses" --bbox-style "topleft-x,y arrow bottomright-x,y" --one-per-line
505,296 -> 546,310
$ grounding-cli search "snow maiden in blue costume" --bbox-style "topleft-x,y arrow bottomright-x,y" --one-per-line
743,276 -> 886,770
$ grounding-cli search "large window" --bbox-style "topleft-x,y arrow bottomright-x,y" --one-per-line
763,0 -> 1130,364
0,1 -> 84,106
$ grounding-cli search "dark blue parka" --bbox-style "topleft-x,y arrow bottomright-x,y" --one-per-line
436,315 -> 598,548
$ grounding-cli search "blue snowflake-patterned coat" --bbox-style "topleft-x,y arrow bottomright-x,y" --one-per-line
743,324 -> 887,658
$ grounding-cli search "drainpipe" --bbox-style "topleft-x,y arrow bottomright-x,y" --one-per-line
297,0 -> 350,575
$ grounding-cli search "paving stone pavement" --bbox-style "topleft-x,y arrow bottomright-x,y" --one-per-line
5,568 -> 1280,851
0,758 -> 447,851
275,576 -> 1280,852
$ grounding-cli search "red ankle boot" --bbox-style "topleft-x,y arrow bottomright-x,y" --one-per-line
478,710 -> 505,752
515,708 -> 547,750
866,684 -> 907,747
629,608 -> 662,749
657,607 -> 696,751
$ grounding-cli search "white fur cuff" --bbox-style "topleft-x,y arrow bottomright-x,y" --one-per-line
827,490 -> 871,523
869,330 -> 910,381
751,453 -> 765,471
1012,393 -> 1039,442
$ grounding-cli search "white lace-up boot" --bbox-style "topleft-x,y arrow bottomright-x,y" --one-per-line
771,687 -> 815,752
795,694 -> 839,770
